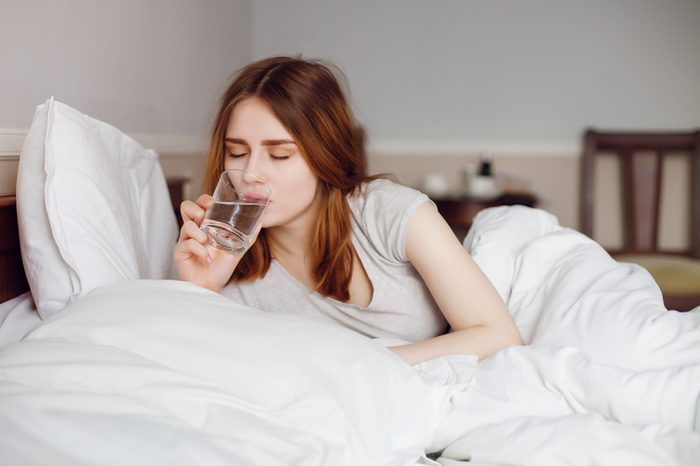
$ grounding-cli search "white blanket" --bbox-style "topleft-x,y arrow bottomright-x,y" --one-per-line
0,280 -> 462,466
431,206 -> 700,466
0,206 -> 698,466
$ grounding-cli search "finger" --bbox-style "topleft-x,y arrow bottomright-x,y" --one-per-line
180,196 -> 212,225
174,238 -> 212,264
196,194 -> 215,212
180,200 -> 202,224
179,220 -> 209,243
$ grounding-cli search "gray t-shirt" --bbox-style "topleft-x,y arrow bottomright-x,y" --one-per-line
220,179 -> 448,342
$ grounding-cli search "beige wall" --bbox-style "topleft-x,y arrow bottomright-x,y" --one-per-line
93,149 -> 698,254
158,153 -> 207,203
2,148 -> 690,252
368,153 -> 579,230
156,151 -> 579,231
368,152 -> 691,250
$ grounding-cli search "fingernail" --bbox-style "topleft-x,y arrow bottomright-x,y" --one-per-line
206,255 -> 213,264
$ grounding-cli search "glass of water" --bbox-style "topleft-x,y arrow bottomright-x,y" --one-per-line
200,169 -> 271,254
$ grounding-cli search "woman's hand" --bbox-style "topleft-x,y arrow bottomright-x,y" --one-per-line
173,194 -> 246,292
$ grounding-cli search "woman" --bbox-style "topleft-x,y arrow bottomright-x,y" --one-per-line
174,56 -> 522,365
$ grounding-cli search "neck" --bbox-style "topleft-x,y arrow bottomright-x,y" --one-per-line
266,199 -> 321,263
267,224 -> 313,261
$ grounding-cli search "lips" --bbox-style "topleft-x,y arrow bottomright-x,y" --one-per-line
242,193 -> 269,204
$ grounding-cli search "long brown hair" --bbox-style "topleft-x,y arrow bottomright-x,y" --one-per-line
203,56 -> 374,301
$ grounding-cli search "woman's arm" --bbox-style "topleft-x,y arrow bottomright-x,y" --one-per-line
389,203 -> 523,365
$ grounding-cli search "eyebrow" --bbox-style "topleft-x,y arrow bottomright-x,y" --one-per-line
225,137 -> 296,147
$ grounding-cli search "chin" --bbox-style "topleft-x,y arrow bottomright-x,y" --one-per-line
261,213 -> 281,229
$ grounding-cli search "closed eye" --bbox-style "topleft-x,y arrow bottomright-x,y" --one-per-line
270,154 -> 290,160
228,153 -> 247,158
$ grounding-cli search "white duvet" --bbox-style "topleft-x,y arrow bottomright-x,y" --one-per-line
0,279 -> 461,466
434,206 -> 700,466
0,206 -> 698,466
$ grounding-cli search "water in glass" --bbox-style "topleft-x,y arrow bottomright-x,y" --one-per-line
201,200 -> 266,254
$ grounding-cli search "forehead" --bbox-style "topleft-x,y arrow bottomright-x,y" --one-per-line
226,97 -> 292,140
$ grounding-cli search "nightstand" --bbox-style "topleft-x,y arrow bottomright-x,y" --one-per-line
433,191 -> 537,239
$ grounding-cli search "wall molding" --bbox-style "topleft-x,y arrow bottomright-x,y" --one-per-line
0,129 -> 207,159
1,129 -> 579,160
367,139 -> 579,157
0,130 -> 26,159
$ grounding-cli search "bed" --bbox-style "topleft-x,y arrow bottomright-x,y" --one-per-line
1,99 -> 699,466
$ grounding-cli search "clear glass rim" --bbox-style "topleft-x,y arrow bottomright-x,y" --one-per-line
219,168 -> 271,197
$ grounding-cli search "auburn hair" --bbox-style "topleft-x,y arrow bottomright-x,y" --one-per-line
202,56 -> 374,302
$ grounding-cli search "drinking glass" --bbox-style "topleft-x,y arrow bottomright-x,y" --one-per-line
200,169 -> 271,254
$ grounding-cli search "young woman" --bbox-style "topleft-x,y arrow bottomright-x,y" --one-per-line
173,56 -> 522,365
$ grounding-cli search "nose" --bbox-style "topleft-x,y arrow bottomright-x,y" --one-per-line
241,152 -> 268,185
243,170 -> 264,185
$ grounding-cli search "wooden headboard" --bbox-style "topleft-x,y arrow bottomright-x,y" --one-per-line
0,179 -> 187,305
0,196 -> 28,303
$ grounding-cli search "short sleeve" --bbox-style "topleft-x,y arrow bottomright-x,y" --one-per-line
348,179 -> 434,263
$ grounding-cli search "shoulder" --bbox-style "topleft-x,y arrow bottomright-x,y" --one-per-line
348,178 -> 431,212
348,178 -> 435,262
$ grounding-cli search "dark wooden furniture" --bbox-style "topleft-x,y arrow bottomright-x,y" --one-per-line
0,196 -> 28,303
0,177 -> 189,304
580,129 -> 700,311
434,191 -> 538,240
166,177 -> 188,227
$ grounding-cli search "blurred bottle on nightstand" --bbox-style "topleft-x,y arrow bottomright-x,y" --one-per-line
478,152 -> 493,177
462,152 -> 501,199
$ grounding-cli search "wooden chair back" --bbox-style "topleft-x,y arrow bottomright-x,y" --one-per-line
580,129 -> 700,258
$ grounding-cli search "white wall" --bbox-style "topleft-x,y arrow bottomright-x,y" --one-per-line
0,0 -> 251,140
251,0 -> 700,146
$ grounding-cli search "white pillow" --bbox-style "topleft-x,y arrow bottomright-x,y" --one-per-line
16,98 -> 178,319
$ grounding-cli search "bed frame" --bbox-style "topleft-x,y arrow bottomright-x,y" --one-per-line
0,180 -> 187,304
0,196 -> 27,303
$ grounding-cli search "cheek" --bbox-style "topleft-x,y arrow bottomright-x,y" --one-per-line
262,170 -> 319,226
223,158 -> 245,171
294,174 -> 319,204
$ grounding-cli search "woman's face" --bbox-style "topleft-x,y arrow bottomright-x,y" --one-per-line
223,97 -> 320,230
